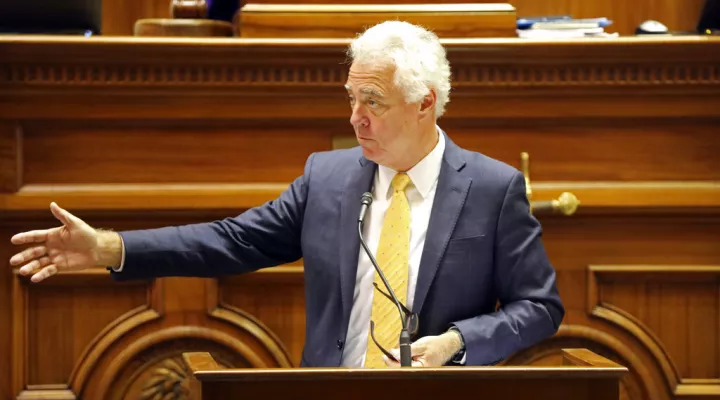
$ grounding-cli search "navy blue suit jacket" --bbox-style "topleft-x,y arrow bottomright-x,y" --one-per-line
113,131 -> 564,367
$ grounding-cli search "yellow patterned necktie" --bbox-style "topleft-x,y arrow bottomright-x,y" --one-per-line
364,172 -> 412,368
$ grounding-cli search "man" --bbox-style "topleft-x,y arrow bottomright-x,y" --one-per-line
9,21 -> 563,368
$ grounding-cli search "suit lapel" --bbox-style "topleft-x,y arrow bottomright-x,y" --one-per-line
339,156 -> 376,331
412,135 -> 471,315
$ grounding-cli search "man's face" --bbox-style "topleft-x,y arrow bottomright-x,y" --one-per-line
345,62 -> 420,169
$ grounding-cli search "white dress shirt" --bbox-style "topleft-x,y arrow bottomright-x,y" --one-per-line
341,131 -> 445,367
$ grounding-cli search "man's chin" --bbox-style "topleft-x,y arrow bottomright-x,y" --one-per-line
360,145 -> 380,162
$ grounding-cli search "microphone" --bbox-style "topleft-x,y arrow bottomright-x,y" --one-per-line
358,192 -> 373,222
357,192 -> 412,367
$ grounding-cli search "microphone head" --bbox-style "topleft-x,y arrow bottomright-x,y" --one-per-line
361,192 -> 373,206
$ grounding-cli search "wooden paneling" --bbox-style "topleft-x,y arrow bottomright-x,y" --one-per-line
3,214 -> 298,399
592,267 -> 720,379
0,122 -> 21,193
585,265 -> 720,397
26,283 -> 147,384
22,125 -> 332,184
0,233 -> 12,400
221,267 -> 306,364
0,36 -> 719,400
448,124 -> 720,182
544,215 -> 720,310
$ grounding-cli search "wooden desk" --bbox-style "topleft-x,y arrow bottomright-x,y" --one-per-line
0,36 -> 719,400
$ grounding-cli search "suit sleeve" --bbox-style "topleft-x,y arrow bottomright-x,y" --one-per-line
452,171 -> 565,365
110,154 -> 315,281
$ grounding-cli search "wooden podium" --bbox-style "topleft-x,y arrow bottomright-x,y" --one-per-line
182,349 -> 627,400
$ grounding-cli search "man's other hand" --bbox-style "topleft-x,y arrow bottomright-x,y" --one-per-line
383,330 -> 463,367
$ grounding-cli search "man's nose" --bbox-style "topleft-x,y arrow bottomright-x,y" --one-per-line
349,103 -> 367,127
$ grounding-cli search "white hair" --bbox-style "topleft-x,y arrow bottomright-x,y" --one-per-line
347,21 -> 451,118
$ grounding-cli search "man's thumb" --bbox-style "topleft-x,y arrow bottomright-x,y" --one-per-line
50,202 -> 77,227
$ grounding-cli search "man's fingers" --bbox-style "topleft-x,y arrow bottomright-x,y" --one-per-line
18,256 -> 52,276
10,246 -> 47,267
31,265 -> 58,283
410,340 -> 429,356
382,355 -> 400,367
10,230 -> 50,245
390,348 -> 400,361
411,359 -> 426,368
50,202 -> 78,228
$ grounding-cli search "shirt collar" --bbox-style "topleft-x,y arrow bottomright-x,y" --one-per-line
376,128 -> 446,200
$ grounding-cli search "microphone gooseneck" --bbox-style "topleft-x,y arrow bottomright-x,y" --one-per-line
357,192 -> 412,367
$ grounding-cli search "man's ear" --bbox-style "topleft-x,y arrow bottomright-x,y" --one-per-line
419,89 -> 437,118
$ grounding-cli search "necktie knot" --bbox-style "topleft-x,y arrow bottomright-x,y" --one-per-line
391,173 -> 411,193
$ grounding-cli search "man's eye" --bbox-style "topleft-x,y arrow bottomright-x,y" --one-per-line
348,97 -> 355,105
368,99 -> 377,107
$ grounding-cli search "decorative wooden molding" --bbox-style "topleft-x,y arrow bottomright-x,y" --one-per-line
9,267 -> 148,286
1,36 -> 718,119
2,182 -> 717,214
1,58 -> 718,90
506,324 -> 657,400
587,265 -> 720,397
1,63 -> 348,88
16,386 -> 76,400
591,305 -> 680,392
104,333 -> 250,399
0,37 -> 718,90
12,271 -> 28,398
136,356 -> 191,399
69,279 -> 164,393
675,381 -> 720,397
208,278 -> 295,367
97,326 -> 265,395
451,64 -> 720,88
221,265 -> 304,285
69,308 -> 162,393
588,265 -> 720,288
9,269 -> 161,398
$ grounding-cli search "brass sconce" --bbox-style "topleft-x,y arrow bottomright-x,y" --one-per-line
521,152 -> 580,216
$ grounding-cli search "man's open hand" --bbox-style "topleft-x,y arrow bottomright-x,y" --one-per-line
9,202 -> 121,283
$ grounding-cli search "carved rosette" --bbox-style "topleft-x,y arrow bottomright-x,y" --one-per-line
138,357 -> 190,400
108,338 -> 248,400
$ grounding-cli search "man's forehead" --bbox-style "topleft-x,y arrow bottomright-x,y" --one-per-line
345,66 -> 396,95
344,84 -> 385,97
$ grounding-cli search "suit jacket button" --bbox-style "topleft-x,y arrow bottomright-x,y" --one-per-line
337,340 -> 344,350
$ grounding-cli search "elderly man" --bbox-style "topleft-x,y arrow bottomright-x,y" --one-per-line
9,21 -> 564,368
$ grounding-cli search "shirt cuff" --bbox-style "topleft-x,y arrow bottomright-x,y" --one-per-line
448,326 -> 466,365
110,234 -> 126,272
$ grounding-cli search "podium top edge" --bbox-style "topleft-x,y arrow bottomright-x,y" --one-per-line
194,366 -> 628,382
